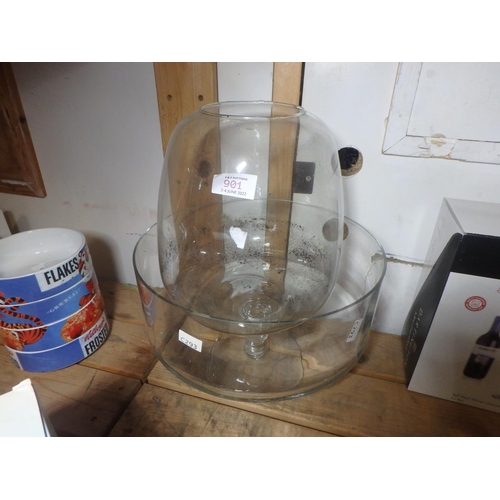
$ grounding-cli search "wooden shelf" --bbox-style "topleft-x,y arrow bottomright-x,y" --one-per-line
2,281 -> 500,437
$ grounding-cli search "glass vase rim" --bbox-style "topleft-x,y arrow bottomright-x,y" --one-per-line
200,100 -> 306,119
133,216 -> 387,327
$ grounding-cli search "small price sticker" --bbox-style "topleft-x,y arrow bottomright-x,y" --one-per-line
178,329 -> 202,352
346,319 -> 363,343
211,173 -> 258,200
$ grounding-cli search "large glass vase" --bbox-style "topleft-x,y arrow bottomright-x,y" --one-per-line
156,101 -> 344,337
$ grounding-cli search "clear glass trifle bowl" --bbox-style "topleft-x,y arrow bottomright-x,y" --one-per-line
134,101 -> 386,400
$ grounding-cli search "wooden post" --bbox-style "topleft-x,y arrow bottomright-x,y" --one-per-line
264,63 -> 304,300
154,63 -> 218,154
153,63 -> 222,303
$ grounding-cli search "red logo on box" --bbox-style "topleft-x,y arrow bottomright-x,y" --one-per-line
465,296 -> 487,311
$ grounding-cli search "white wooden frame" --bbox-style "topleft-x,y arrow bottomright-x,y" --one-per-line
382,62 -> 500,165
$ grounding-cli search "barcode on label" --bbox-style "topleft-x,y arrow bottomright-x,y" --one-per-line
346,319 -> 363,343
211,173 -> 258,200
178,330 -> 202,352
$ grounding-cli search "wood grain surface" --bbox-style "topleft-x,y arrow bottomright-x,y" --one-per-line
0,62 -> 46,197
110,383 -> 332,437
0,348 -> 141,437
146,356 -> 500,437
2,282 -> 500,437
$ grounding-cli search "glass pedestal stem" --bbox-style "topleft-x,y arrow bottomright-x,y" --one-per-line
244,334 -> 269,360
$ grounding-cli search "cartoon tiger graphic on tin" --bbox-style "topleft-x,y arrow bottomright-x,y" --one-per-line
0,293 -> 47,351
0,277 -> 105,351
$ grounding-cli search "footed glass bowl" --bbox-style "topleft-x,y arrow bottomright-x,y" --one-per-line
133,218 -> 386,401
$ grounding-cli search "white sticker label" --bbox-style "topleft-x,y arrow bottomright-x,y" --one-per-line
471,344 -> 500,360
178,329 -> 202,352
211,173 -> 258,200
346,319 -> 363,343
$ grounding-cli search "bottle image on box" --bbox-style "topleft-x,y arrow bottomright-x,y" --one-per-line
463,316 -> 500,379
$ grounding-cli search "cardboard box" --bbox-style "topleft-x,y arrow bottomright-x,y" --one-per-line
0,379 -> 54,436
403,198 -> 500,413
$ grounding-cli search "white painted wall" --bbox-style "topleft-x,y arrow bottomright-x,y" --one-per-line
4,63 -> 164,284
3,62 -> 500,335
217,62 -> 273,101
302,63 -> 500,334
